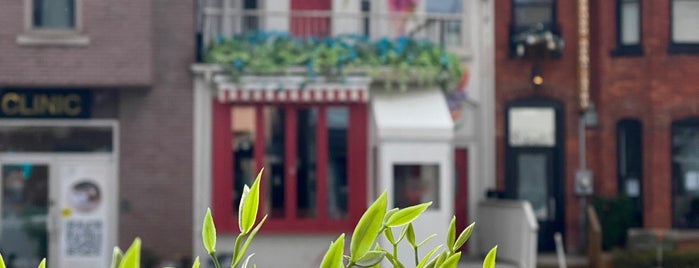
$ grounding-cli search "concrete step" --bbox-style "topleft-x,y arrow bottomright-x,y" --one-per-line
537,254 -> 589,268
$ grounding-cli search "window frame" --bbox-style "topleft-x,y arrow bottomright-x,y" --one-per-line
611,0 -> 644,56
671,117 -> 699,228
508,0 -> 560,58
668,0 -> 699,54
17,0 -> 89,46
211,101 -> 368,234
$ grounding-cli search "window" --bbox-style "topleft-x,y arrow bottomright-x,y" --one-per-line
669,0 -> 699,53
612,0 -> 643,56
33,0 -> 75,29
213,103 -> 368,233
393,164 -> 440,209
672,118 -> 699,228
617,120 -> 643,226
511,0 -> 556,32
18,0 -> 88,46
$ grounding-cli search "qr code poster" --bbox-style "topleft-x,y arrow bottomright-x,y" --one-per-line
64,219 -> 104,257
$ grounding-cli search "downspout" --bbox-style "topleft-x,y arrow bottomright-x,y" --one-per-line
576,0 -> 593,253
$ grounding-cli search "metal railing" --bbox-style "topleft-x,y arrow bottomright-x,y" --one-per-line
197,4 -> 465,57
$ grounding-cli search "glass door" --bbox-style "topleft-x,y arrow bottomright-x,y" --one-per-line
0,162 -> 51,268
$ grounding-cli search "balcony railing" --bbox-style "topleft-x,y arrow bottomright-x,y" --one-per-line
197,5 -> 466,59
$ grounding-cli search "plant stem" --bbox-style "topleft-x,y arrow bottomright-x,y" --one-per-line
210,252 -> 221,268
413,247 -> 419,267
393,243 -> 398,260
232,234 -> 246,267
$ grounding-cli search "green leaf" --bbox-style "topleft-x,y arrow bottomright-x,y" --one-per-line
320,234 -> 345,268
438,252 -> 461,268
191,257 -> 200,268
37,259 -> 46,268
238,185 -> 250,232
453,222 -> 475,252
446,216 -> 456,251
383,228 -> 396,244
397,224 -> 409,243
385,202 -> 431,227
234,215 -> 268,267
417,234 -> 437,248
382,208 -> 399,226
482,246 -> 497,268
354,251 -> 385,267
119,238 -> 141,268
350,191 -> 387,263
416,245 -> 442,268
0,253 -> 5,268
241,254 -> 255,268
240,169 -> 263,234
406,223 -> 416,248
111,247 -> 124,268
202,208 -> 217,255
383,252 -> 405,268
433,251 -> 447,268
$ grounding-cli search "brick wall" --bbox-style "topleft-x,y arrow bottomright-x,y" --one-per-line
118,0 -> 195,263
496,0 -> 699,251
0,0 -> 153,87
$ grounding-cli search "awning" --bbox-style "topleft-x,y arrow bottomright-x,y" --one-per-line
216,76 -> 370,104
371,89 -> 454,142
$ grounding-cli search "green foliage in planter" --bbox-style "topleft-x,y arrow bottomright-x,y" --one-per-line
0,168 -> 496,268
205,32 -> 466,93
612,250 -> 699,268
592,195 -> 635,250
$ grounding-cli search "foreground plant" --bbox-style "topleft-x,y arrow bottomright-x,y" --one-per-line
0,167 -> 496,268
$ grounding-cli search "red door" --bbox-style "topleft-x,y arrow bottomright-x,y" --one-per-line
454,148 -> 468,251
290,0 -> 331,37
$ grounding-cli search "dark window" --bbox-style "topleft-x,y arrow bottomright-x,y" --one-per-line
612,0 -> 643,56
669,0 -> 699,54
33,0 -> 75,29
672,118 -> 699,228
616,120 -> 643,226
512,0 -> 555,32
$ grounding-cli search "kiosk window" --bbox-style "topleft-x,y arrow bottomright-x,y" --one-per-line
393,164 -> 440,209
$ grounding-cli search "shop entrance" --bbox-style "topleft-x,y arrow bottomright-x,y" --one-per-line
505,99 -> 564,252
0,121 -> 117,268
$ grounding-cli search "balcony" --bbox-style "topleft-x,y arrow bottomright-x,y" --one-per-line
197,4 -> 468,60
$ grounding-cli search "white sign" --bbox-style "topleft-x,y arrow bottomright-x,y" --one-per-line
509,107 -> 556,147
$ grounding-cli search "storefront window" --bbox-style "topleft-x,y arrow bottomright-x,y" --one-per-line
393,164 -> 440,209
0,126 -> 112,152
327,107 -> 348,219
672,118 -> 699,228
264,107 -> 285,219
296,108 -> 317,218
231,107 -> 256,213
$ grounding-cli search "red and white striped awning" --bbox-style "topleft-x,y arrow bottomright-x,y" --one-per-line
217,78 -> 370,103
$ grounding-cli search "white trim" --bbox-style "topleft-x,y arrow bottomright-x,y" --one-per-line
19,0 -> 89,47
192,69 -> 214,262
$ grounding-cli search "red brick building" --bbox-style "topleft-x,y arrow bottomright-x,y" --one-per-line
0,0 -> 195,266
495,0 -> 699,252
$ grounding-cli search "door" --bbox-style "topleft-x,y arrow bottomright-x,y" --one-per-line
0,155 -> 113,268
505,100 -> 564,252
509,149 -> 561,251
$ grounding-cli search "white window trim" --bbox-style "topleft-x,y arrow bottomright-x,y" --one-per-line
16,0 -> 89,47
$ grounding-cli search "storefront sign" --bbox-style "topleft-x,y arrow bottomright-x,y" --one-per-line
0,90 -> 91,118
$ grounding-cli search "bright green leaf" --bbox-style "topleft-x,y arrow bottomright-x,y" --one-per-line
191,257 -> 200,268
416,245 -> 442,268
446,216 -> 456,251
234,215 -> 268,267
240,169 -> 263,235
202,208 -> 217,255
241,254 -> 255,268
37,258 -> 45,268
453,222 -> 475,252
383,252 -> 405,268
118,238 -> 141,268
110,247 -> 124,268
406,223 -> 416,248
438,252 -> 461,268
417,234 -> 437,248
382,208 -> 399,226
434,251 -> 447,267
320,234 -> 345,268
238,185 -> 250,233
385,202 -> 431,228
482,246 -> 497,268
0,254 -> 5,268
383,228 -> 396,244
397,224 -> 409,243
350,191 -> 387,263
354,251 -> 385,267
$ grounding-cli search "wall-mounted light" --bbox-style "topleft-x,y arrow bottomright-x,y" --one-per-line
531,64 -> 543,88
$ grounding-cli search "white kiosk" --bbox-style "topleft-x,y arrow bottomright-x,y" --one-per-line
371,89 -> 454,261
